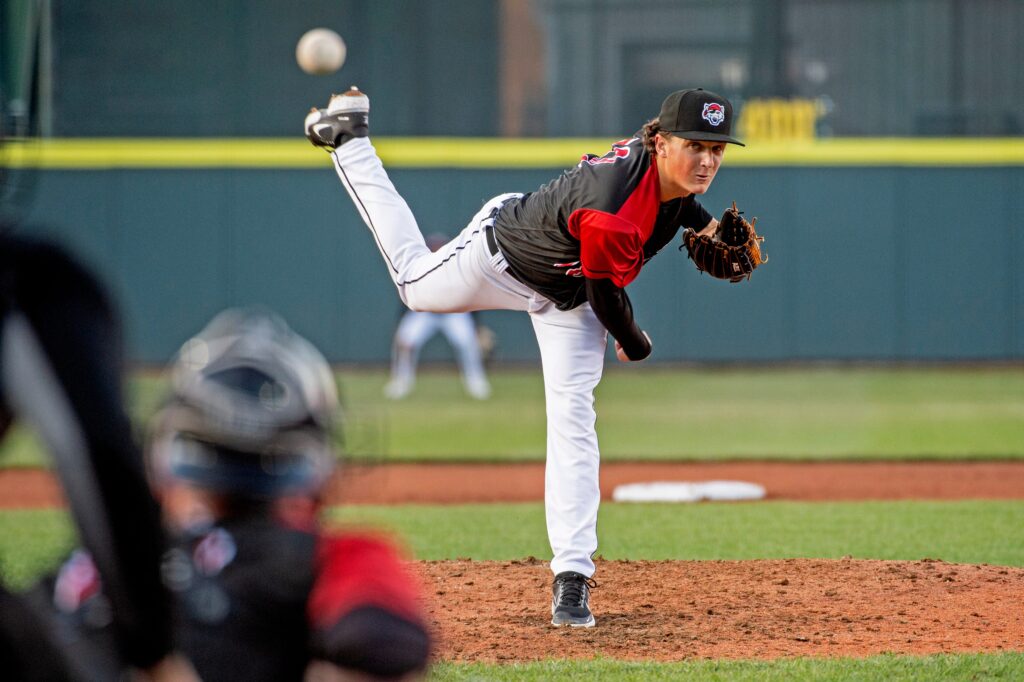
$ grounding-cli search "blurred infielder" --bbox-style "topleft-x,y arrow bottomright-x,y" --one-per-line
385,232 -> 492,400
305,86 -> 761,627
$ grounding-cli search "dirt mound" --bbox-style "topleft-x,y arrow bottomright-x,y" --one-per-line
417,558 -> 1024,662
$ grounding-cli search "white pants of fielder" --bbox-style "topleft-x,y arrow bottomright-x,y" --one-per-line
388,310 -> 491,400
331,138 -> 607,577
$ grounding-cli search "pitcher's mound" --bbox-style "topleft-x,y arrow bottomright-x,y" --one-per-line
417,558 -> 1024,662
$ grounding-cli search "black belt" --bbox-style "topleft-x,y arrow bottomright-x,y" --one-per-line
484,222 -> 523,283
485,224 -> 500,257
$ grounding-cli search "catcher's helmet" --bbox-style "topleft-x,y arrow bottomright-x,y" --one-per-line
148,308 -> 339,498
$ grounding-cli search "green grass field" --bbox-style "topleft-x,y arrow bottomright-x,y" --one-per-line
4,497 -> 1019,581
342,365 -> 1024,460
1,366 -> 1021,466
430,653 -> 1024,681
14,499 -> 1015,573
4,500 -> 1022,585
330,500 -> 1024,567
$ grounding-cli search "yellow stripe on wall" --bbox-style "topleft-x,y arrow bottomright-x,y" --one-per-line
3,137 -> 1023,169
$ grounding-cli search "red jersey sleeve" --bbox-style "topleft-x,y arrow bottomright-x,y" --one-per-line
308,531 -> 424,628
571,209 -> 645,288
566,153 -> 660,289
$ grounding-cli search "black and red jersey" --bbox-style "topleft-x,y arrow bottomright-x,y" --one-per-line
165,516 -> 430,681
493,134 -> 712,310
31,515 -> 431,681
161,516 -> 430,679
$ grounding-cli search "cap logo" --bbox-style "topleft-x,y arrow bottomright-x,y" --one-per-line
702,102 -> 725,127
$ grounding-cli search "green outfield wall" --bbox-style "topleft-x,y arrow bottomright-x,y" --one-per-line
14,137 -> 1024,364
35,1 -> 1023,139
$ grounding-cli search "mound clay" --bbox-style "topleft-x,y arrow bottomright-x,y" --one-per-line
419,558 -> 1024,662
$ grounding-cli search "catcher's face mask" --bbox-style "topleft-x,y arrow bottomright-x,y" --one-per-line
148,308 -> 340,500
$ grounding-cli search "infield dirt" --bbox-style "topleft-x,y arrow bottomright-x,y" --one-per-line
5,461 -> 1024,507
420,558 -> 1024,661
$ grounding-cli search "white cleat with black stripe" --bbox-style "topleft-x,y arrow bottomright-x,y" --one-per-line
304,86 -> 369,150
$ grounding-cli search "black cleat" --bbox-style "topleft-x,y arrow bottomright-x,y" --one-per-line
304,86 -> 369,150
551,571 -> 597,628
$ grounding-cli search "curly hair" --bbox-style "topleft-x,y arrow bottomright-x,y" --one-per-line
641,117 -> 672,154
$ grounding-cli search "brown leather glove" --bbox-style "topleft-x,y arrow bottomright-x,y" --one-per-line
681,202 -> 767,283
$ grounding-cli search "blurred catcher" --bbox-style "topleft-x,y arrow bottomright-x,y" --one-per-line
32,309 -> 432,681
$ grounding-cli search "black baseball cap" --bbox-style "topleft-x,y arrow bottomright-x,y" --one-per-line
658,88 -> 744,146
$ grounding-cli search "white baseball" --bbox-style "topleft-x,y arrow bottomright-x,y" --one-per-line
296,28 -> 347,75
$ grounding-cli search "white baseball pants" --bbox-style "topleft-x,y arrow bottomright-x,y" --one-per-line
331,138 -> 606,577
388,310 -> 490,399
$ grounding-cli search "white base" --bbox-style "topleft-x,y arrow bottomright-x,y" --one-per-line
611,480 -> 766,503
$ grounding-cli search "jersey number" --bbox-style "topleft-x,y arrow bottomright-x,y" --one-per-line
580,138 -> 635,166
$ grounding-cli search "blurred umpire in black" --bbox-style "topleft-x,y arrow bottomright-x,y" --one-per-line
0,227 -> 196,680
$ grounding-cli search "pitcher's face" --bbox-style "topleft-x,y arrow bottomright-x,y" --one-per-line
656,135 -> 725,198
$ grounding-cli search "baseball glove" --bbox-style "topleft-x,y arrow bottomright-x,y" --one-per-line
680,202 -> 766,283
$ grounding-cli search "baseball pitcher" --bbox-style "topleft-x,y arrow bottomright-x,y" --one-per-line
304,87 -> 765,628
